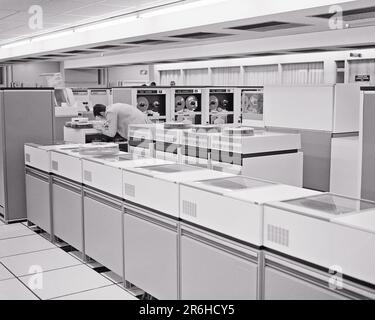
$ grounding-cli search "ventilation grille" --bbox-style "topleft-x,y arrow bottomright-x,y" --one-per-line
42,54 -> 69,58
52,160 -> 58,171
124,183 -> 135,197
247,52 -> 287,57
24,57 -> 50,60
311,6 -> 375,21
342,44 -> 375,49
126,39 -> 176,45
25,153 -> 31,163
182,200 -> 197,218
83,170 -> 92,182
90,45 -> 121,50
267,224 -> 289,247
170,32 -> 233,39
289,48 -> 332,53
5,60 -> 29,63
62,50 -> 94,54
89,45 -> 133,50
228,21 -> 308,32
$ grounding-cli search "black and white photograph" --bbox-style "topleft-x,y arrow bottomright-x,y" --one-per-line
0,0 -> 375,310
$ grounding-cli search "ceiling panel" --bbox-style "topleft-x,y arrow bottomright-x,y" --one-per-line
0,0 -> 45,10
0,9 -> 18,19
0,0 -> 184,44
63,4 -> 123,17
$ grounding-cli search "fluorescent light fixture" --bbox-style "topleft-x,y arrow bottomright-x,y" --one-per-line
77,15 -> 139,32
33,30 -> 74,42
141,0 -> 228,18
1,39 -> 31,49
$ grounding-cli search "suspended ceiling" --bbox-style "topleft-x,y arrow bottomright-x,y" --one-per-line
2,0 -> 375,66
0,0 -> 184,43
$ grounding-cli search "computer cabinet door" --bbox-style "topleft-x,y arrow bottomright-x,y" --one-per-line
124,206 -> 178,300
264,266 -> 348,300
25,170 -> 51,233
52,179 -> 83,251
180,232 -> 258,300
84,190 -> 123,276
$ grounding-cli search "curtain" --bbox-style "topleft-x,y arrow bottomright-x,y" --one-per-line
184,68 -> 209,85
243,64 -> 279,85
211,67 -> 241,86
160,69 -> 181,86
282,62 -> 324,85
348,59 -> 375,84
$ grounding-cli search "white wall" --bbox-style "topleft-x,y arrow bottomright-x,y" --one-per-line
11,62 -> 61,87
154,49 -> 375,86
107,65 -> 150,86
65,68 -> 100,87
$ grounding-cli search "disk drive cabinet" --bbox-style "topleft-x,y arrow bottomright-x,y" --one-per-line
83,188 -> 123,276
155,123 -> 193,163
124,203 -> 179,300
0,89 -> 55,222
264,84 -> 360,191
24,144 -> 52,234
179,176 -> 320,299
359,87 -> 375,201
24,143 -> 77,234
122,164 -> 230,299
263,252 -> 375,300
128,124 -> 156,158
50,147 -> 84,252
180,125 -> 221,170
180,223 -> 260,300
210,129 -> 303,187
263,193 -> 375,297
82,153 -> 170,277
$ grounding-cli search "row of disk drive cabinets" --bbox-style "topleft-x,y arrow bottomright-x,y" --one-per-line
24,144 -> 375,300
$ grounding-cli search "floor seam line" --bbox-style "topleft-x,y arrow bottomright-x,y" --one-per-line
0,260 -> 41,300
0,247 -> 57,259
47,283 -> 115,300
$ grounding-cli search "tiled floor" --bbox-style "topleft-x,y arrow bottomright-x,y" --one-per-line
0,222 -> 138,300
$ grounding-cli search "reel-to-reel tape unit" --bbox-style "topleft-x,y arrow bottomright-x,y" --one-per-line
208,88 -> 235,125
171,88 -> 203,125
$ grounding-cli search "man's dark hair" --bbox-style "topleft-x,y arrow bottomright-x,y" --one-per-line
93,104 -> 107,117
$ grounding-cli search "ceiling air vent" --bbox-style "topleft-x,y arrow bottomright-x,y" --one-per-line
182,58 -> 212,62
228,21 -> 308,32
89,45 -> 127,50
24,57 -> 50,60
311,6 -> 375,21
212,55 -> 243,59
42,54 -> 70,58
5,60 -> 29,64
289,48 -> 332,53
247,52 -> 287,56
170,32 -> 233,39
63,50 -> 95,54
126,39 -> 176,45
342,44 -> 375,50
154,60 -> 174,64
